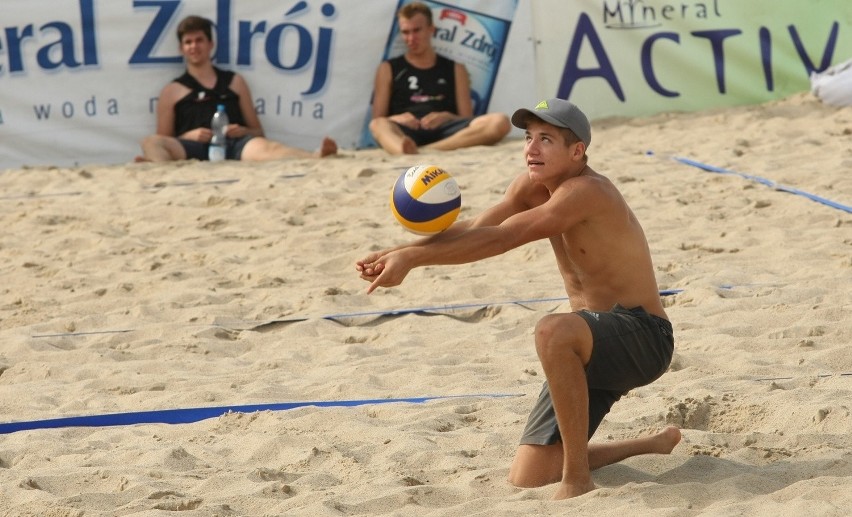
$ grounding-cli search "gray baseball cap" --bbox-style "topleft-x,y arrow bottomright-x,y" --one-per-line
511,98 -> 591,147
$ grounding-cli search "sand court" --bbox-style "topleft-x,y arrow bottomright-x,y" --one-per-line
0,92 -> 850,515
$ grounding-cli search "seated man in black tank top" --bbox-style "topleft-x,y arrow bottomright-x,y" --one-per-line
368,2 -> 510,155
137,15 -> 337,162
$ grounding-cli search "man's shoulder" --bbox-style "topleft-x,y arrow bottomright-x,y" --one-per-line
171,70 -> 193,86
435,53 -> 456,66
506,173 -> 548,201
385,55 -> 408,70
385,54 -> 457,68
553,171 -> 625,210
160,79 -> 190,102
213,66 -> 237,80
558,170 -> 612,192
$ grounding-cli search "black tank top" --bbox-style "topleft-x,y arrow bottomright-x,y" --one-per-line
172,67 -> 246,136
388,54 -> 457,119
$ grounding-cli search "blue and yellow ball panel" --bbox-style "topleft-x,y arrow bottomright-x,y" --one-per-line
390,165 -> 461,235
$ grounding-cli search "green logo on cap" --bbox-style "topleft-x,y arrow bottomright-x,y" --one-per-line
534,100 -> 549,111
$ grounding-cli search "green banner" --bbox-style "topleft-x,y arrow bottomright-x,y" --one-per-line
531,0 -> 852,118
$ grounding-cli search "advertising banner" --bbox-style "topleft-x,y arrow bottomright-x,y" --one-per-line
1,0 -> 850,170
0,0 -> 397,170
529,0 -> 852,118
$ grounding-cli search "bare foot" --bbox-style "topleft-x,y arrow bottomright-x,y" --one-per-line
552,478 -> 596,500
317,136 -> 338,158
401,136 -> 418,154
652,426 -> 682,454
133,155 -> 151,163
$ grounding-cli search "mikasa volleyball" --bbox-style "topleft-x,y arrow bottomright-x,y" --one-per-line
390,165 -> 461,235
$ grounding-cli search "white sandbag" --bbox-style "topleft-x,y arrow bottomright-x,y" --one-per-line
811,58 -> 852,107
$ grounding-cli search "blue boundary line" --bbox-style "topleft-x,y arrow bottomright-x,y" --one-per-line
0,393 -> 520,435
31,329 -> 134,338
650,151 -> 852,214
298,289 -> 690,323
320,296 -> 571,320
0,191 -> 84,201
754,372 -> 852,382
31,289 -> 694,337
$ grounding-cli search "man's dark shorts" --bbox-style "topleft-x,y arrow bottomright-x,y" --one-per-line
395,118 -> 473,146
520,304 -> 674,445
179,135 -> 255,161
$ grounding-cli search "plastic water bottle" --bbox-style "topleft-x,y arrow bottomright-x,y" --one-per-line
208,104 -> 228,162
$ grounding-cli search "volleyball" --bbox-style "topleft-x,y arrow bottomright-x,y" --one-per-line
390,165 -> 461,235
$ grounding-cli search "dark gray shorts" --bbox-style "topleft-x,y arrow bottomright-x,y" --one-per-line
179,135 -> 256,161
520,304 -> 674,445
395,118 -> 473,146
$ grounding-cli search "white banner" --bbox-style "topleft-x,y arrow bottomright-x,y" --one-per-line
0,0 -> 532,170
1,0 -> 848,170
0,0 -> 400,169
